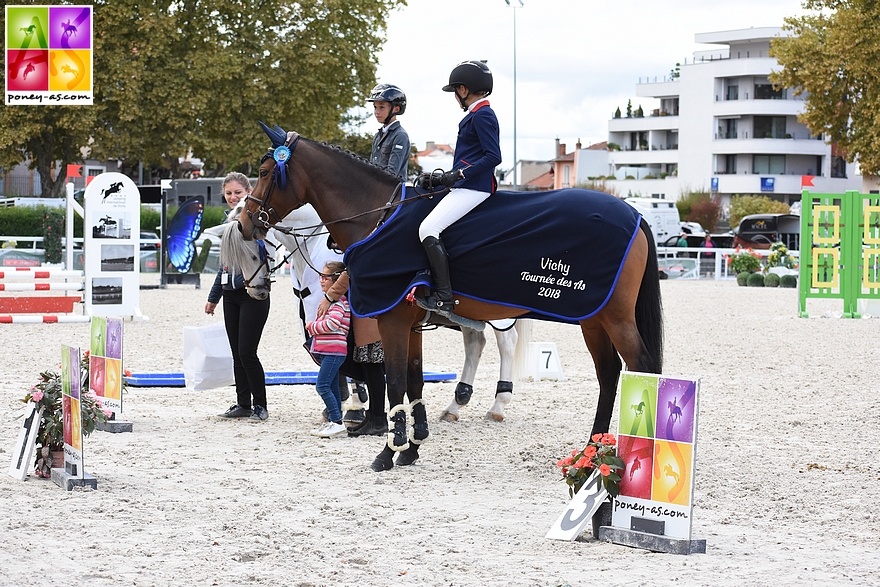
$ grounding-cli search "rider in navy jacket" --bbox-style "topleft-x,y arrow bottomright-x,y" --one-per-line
416,60 -> 502,318
450,100 -> 501,193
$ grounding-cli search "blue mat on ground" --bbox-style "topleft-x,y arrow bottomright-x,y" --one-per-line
125,371 -> 456,387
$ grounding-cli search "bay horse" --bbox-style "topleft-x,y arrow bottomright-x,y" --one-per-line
268,204 -> 524,422
239,125 -> 663,472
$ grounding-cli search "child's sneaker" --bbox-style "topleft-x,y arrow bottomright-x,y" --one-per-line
316,421 -> 347,438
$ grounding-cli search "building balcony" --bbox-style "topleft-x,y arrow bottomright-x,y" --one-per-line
608,115 -> 679,132
713,173 -> 857,195
635,79 -> 679,99
713,98 -> 803,117
712,136 -> 828,156
610,149 -> 679,166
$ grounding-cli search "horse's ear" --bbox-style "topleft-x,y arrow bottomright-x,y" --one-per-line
258,121 -> 287,148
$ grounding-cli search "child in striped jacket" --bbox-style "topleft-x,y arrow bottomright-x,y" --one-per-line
306,261 -> 351,438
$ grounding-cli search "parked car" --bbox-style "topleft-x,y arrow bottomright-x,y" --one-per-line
140,231 -> 161,251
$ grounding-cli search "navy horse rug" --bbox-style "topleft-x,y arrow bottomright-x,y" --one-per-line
343,188 -> 642,324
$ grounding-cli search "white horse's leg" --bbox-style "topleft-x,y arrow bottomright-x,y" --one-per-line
439,326 -> 486,422
486,326 -> 518,421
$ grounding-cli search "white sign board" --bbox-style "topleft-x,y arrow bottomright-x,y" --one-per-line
8,402 -> 43,480
84,172 -> 140,318
546,470 -> 608,541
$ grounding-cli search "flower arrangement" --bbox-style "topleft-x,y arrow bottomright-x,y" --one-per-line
728,247 -> 762,274
21,351 -> 127,477
766,242 -> 797,270
557,433 -> 625,498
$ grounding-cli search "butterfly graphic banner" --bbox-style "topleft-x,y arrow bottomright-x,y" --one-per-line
167,197 -> 204,273
5,5 -> 94,105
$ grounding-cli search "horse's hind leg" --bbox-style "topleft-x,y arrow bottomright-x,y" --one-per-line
440,326 -> 485,421
486,327 -> 517,422
580,321 -> 622,436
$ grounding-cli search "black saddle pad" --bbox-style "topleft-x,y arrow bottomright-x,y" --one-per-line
343,188 -> 641,324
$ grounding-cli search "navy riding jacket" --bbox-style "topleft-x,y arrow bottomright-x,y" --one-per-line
450,100 -> 502,193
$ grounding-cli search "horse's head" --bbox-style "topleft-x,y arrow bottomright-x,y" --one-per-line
239,122 -> 306,242
221,213 -> 272,301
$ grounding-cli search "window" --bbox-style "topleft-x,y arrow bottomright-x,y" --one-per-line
755,84 -> 785,100
725,119 -> 738,139
754,116 -> 787,139
831,156 -> 847,178
726,154 -> 737,174
753,155 -> 785,175
563,165 -> 570,187
726,85 -> 739,101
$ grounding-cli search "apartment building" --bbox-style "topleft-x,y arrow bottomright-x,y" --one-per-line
603,27 -> 861,206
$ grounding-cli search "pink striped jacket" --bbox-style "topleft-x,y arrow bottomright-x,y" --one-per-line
306,296 -> 350,356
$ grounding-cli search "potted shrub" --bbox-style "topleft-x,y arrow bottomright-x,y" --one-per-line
21,351 -> 118,477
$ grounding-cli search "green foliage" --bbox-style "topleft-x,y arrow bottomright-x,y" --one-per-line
730,249 -> 762,273
767,242 -> 798,269
781,274 -> 798,288
736,272 -> 750,286
747,272 -> 766,287
141,207 -> 161,233
626,99 -> 633,118
771,1 -> 880,175
764,272 -> 781,287
192,239 -> 213,273
730,195 -> 791,227
201,206 -> 228,231
0,205 -> 83,241
607,142 -> 621,151
41,209 -> 64,263
576,180 -> 621,198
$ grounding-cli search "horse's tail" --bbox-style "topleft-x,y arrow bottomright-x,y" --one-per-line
511,319 -> 532,382
636,218 -> 663,373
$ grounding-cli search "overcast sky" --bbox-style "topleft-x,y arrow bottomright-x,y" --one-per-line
352,0 -> 811,171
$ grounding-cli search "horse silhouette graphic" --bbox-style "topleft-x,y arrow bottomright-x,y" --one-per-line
668,397 -> 682,423
61,64 -> 78,77
23,63 -> 36,81
20,25 -> 37,36
631,401 -> 646,417
101,181 -> 124,202
629,456 -> 641,481
61,19 -> 78,39
664,463 -> 680,484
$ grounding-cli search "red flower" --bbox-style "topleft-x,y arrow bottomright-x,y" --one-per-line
591,433 -> 603,443
583,445 -> 597,458
124,369 -> 132,377
599,464 -> 611,476
602,433 -> 617,446
575,457 -> 590,469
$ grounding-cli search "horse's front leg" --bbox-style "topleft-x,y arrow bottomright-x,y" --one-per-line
371,307 -> 422,471
396,328 -> 427,467
486,327 -> 517,422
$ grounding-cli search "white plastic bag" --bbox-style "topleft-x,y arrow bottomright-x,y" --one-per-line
183,321 -> 235,391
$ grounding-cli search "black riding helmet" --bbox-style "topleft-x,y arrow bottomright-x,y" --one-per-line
367,83 -> 407,124
442,60 -> 493,111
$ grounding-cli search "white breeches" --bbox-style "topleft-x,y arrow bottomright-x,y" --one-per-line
418,188 -> 491,241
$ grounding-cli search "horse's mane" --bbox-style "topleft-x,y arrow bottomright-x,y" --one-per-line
305,138 -> 403,185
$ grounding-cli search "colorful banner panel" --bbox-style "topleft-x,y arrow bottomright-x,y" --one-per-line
61,345 -> 83,476
612,372 -> 700,540
88,316 -> 124,414
5,5 -> 93,105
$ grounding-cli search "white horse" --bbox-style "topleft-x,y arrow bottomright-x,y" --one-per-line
220,205 -> 272,300
269,204 -> 527,422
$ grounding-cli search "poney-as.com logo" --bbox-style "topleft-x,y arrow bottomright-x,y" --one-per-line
5,5 -> 93,105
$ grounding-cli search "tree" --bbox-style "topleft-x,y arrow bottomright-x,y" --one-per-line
625,99 -> 633,118
771,1 -> 880,175
0,0 -> 405,196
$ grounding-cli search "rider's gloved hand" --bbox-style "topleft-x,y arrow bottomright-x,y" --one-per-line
439,169 -> 464,187
417,171 -> 444,190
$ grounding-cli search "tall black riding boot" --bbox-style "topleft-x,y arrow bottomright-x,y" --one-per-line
417,236 -> 455,316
